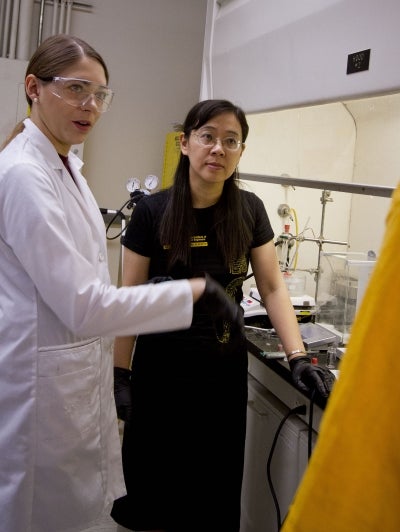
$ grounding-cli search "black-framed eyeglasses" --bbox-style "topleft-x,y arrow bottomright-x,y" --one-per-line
37,76 -> 114,113
192,131 -> 243,151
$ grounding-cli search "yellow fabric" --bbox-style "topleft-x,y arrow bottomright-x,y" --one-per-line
281,183 -> 400,532
161,131 -> 181,189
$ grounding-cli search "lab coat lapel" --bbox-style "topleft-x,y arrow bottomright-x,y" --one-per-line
63,152 -> 106,247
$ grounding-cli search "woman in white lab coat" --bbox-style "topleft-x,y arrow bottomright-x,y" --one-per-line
0,35 -> 242,532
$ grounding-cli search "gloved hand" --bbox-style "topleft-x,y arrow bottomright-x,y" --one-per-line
195,273 -> 244,332
114,367 -> 133,422
289,356 -> 335,398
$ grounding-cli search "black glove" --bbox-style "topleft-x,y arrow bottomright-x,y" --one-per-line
289,356 -> 335,399
146,276 -> 173,283
195,273 -> 244,333
114,367 -> 133,422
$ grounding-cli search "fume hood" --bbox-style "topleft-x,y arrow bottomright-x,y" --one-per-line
203,0 -> 400,112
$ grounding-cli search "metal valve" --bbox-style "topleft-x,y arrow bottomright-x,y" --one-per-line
277,203 -> 291,217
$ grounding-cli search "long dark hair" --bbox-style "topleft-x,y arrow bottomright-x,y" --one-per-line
159,99 -> 253,270
1,34 -> 109,149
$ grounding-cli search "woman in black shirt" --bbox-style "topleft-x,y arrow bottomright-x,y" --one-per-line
111,99 -> 332,532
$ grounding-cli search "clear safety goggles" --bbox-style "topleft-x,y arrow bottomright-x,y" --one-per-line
38,76 -> 114,113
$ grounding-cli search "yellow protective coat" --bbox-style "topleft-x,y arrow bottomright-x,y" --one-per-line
282,183 -> 400,532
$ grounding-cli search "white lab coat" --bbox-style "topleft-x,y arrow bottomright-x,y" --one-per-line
0,119 -> 193,532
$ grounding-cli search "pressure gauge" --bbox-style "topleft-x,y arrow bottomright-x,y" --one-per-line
144,174 -> 159,191
126,177 -> 141,193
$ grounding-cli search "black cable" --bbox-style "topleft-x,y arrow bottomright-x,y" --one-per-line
102,203 -> 129,240
102,190 -> 147,240
308,389 -> 316,460
266,404 -> 307,532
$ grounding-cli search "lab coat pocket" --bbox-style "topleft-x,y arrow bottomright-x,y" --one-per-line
37,337 -> 101,446
34,338 -> 104,528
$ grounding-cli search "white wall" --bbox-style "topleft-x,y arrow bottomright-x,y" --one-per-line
347,93 -> 400,252
66,1 -> 207,203
70,0 -> 207,283
0,58 -> 28,141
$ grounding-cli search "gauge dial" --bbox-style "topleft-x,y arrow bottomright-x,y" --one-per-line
126,177 -> 141,193
144,174 -> 159,191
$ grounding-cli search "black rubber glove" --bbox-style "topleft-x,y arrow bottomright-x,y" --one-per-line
114,367 -> 133,422
289,356 -> 335,398
147,276 -> 173,283
195,273 -> 244,333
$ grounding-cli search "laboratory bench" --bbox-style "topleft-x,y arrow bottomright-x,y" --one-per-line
240,328 -> 339,532
245,326 -> 339,427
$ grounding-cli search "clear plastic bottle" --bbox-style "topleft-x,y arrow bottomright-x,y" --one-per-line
326,345 -> 337,369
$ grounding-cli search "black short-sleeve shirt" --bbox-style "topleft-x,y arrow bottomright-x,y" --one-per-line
122,188 -> 274,306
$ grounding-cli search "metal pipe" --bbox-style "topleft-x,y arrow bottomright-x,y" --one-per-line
290,236 -> 348,246
51,0 -> 59,35
241,172 -> 395,198
37,0 -> 46,45
33,0 -> 93,42
16,0 -> 35,60
65,0 -> 73,33
8,0 -> 21,59
58,0 -> 66,33
0,1 -> 6,57
313,192 -> 327,301
2,0 -> 12,57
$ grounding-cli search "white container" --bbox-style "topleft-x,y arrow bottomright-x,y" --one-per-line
283,272 -> 306,296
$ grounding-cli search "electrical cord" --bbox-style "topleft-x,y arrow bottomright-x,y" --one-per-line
266,403 -> 307,532
269,390 -> 320,531
101,189 -> 147,240
308,389 -> 316,460
100,205 -> 128,240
